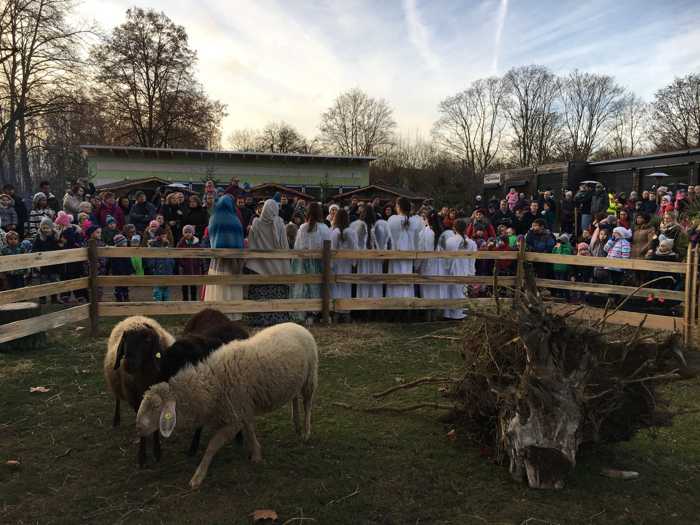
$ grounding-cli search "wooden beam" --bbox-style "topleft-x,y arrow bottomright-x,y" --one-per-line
334,275 -> 517,285
99,299 -> 323,316
0,304 -> 89,344
524,252 -> 687,273
0,278 -> 88,306
97,274 -> 324,286
0,248 -> 87,272
334,298 -> 480,311
97,247 -> 323,259
534,278 -> 685,301
548,303 -> 680,332
322,240 -> 332,324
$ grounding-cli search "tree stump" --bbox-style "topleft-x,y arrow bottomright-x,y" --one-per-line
0,302 -> 46,352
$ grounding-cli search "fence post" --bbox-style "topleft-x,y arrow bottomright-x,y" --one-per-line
684,244 -> 694,345
88,239 -> 99,338
690,246 -> 699,347
321,240 -> 332,324
514,239 -> 526,304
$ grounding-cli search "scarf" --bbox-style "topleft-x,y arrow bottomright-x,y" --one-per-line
246,199 -> 290,275
208,195 -> 244,249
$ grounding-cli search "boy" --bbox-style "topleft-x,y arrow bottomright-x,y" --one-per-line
32,217 -> 60,303
130,234 -> 144,276
552,233 -> 573,299
1,231 -> 26,289
176,224 -> 203,301
108,234 -> 133,302
146,229 -> 175,301
101,215 -> 119,245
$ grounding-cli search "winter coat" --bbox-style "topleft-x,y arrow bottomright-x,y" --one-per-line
28,208 -> 55,236
176,237 -> 205,275
604,238 -> 631,271
590,190 -> 609,216
560,198 -> 575,223
109,257 -> 134,276
466,220 -> 496,240
631,224 -> 655,259
525,229 -> 556,254
32,234 -> 60,275
552,242 -> 573,273
131,256 -> 144,276
145,255 -> 176,276
574,189 -> 592,214
0,205 -> 18,229
1,244 -> 27,275
97,202 -> 124,229
13,196 -> 28,236
62,191 -> 82,216
184,206 -> 209,239
128,201 -> 157,232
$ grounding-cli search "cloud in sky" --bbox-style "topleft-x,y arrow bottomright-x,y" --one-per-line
74,0 -> 700,144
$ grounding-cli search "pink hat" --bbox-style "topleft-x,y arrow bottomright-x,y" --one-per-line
55,211 -> 73,227
148,220 -> 159,229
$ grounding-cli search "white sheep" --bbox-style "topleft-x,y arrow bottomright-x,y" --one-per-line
135,322 -> 318,488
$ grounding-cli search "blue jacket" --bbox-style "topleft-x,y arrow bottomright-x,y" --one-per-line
525,229 -> 556,253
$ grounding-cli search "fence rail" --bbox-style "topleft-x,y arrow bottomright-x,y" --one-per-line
0,239 -> 697,346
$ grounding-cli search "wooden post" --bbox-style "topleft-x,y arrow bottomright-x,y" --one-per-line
514,239 -> 526,304
321,239 -> 332,324
492,263 -> 500,315
88,239 -> 99,338
690,247 -> 699,347
684,244 -> 693,344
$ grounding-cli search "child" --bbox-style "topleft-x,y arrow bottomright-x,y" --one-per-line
176,224 -> 203,301
552,233 -> 573,299
146,229 -> 175,301
130,234 -> 144,276
122,223 -> 137,243
142,219 -> 160,246
101,215 -> 119,245
541,201 -> 555,231
1,231 -> 27,289
55,211 -> 87,303
507,187 -> 519,211
443,219 -> 477,320
108,234 -> 133,302
603,226 -> 632,285
0,193 -> 18,232
32,217 -> 60,303
645,238 -> 679,304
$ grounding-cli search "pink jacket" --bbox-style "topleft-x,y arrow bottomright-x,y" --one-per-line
507,191 -> 519,211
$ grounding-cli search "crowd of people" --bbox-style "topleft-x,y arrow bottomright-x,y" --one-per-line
0,175 -> 696,323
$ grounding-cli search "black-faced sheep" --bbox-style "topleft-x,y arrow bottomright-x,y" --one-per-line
136,322 -> 318,489
104,316 -> 175,466
183,307 -> 249,344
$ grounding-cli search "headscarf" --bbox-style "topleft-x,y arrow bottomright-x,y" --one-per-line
246,199 -> 290,274
208,194 -> 244,249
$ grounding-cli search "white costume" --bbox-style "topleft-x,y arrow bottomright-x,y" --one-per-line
417,226 -> 443,299
443,233 -> 477,320
331,226 -> 358,304
437,229 -> 456,301
386,214 -> 422,298
294,222 -> 331,250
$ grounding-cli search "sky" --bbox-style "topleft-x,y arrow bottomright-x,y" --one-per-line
74,0 -> 700,144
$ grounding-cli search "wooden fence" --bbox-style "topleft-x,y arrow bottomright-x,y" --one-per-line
0,240 -> 697,346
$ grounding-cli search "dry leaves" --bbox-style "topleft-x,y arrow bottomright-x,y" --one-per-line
251,509 -> 278,523
29,386 -> 50,393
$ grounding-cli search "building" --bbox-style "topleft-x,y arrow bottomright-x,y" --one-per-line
81,145 -> 374,198
483,148 -> 700,197
330,184 -> 428,205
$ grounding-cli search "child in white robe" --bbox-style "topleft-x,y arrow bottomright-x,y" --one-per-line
444,219 -> 477,320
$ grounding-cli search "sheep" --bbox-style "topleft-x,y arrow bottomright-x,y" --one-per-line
136,322 -> 318,489
104,316 -> 175,466
183,307 -> 249,344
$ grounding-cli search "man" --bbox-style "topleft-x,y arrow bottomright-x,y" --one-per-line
77,176 -> 96,198
279,194 -> 294,223
225,177 -> 243,198
560,191 -> 576,235
62,181 -> 83,217
236,195 -> 253,231
525,218 -> 556,278
3,184 -> 28,237
521,201 -> 540,233
129,191 -> 157,233
590,183 -> 609,217
97,191 -> 124,228
39,180 -> 60,214
491,199 -> 514,228
574,183 -> 593,231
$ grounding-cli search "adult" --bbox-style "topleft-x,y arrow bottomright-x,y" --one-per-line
62,181 -> 83,217
118,195 -> 132,220
185,194 -> 209,239
162,192 -> 186,244
39,180 -> 60,214
236,195 -> 253,232
443,219 -> 476,320
204,195 -> 245,320
521,201 -> 540,233
224,177 -> 244,198
386,197 -> 422,299
77,176 -> 96,198
590,183 -> 609,218
97,192 -> 124,229
560,191 -> 576,235
279,194 -> 294,223
641,191 -> 658,215
631,212 -> 655,259
0,193 -> 18,231
491,199 -> 514,228
525,218 -> 556,278
467,209 -> 496,239
574,184 -> 593,231
2,185 -> 28,237
129,191 -> 157,233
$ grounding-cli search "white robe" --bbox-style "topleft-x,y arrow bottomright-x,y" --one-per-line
331,227 -> 358,304
351,220 -> 380,298
437,230 -> 456,300
443,234 -> 477,320
294,222 -> 331,250
417,226 -> 443,299
386,214 -> 422,298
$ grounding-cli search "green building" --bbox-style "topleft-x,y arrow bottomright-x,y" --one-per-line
81,145 -> 374,197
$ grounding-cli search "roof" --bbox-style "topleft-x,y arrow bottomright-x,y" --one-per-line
81,145 -> 376,163
330,184 -> 428,201
249,183 -> 314,201
588,147 -> 700,166
95,176 -> 171,192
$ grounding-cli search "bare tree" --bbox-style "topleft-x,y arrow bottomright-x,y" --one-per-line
503,65 -> 562,166
651,74 -> 700,151
432,77 -> 508,175
90,8 -> 223,149
227,128 -> 260,151
227,122 -> 319,154
607,94 -> 650,158
559,70 -> 625,160
319,88 -> 396,156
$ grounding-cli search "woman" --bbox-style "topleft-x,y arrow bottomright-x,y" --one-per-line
417,210 -> 443,310
443,219 -> 476,320
204,192 -> 216,218
618,209 -> 631,229
330,208 -> 358,321
631,212 -> 655,259
386,197 -> 421,299
442,208 -> 457,231
118,196 -> 131,220
204,195 -> 244,320
162,192 -> 185,244
382,204 -> 393,220
325,204 -> 339,227
659,211 -> 687,256
293,202 -> 331,323
245,199 -> 291,326
185,194 -> 209,239
354,205 -> 383,299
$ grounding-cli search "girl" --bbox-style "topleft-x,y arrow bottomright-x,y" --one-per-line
293,202 -> 331,324
330,208 -> 358,322
177,225 -> 204,301
417,210 -> 443,306
32,217 -> 60,303
184,194 -> 209,240
386,197 -> 421,299
28,192 -> 55,236
604,226 -> 632,285
443,219 -> 477,320
354,205 -> 383,299
245,199 -> 292,326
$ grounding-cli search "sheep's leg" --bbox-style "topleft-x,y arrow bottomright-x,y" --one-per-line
153,431 -> 161,462
187,427 -> 203,456
292,397 -> 302,436
138,437 -> 147,467
242,420 -> 262,463
112,399 -> 120,428
302,388 -> 315,441
189,425 -> 238,489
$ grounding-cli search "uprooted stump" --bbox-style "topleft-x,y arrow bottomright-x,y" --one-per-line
447,275 -> 693,490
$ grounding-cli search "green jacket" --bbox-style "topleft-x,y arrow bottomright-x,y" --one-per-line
552,242 -> 572,273
131,256 -> 144,276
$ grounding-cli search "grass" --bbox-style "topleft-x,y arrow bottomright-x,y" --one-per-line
1,318 -> 700,524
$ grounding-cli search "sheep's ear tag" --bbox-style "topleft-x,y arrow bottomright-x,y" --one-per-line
159,400 -> 176,438
155,352 -> 161,359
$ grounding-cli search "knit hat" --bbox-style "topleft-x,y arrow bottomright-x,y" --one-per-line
148,220 -> 159,230
577,242 -> 591,255
557,233 -> 570,244
79,201 -> 92,212
40,216 -> 54,229
182,224 -> 195,235
55,211 -> 73,227
613,226 -> 632,239
657,238 -> 675,255
20,239 -> 32,252
105,215 -> 116,225
113,234 -> 127,246
130,234 -> 141,246
85,224 -> 100,238
123,223 -> 136,234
